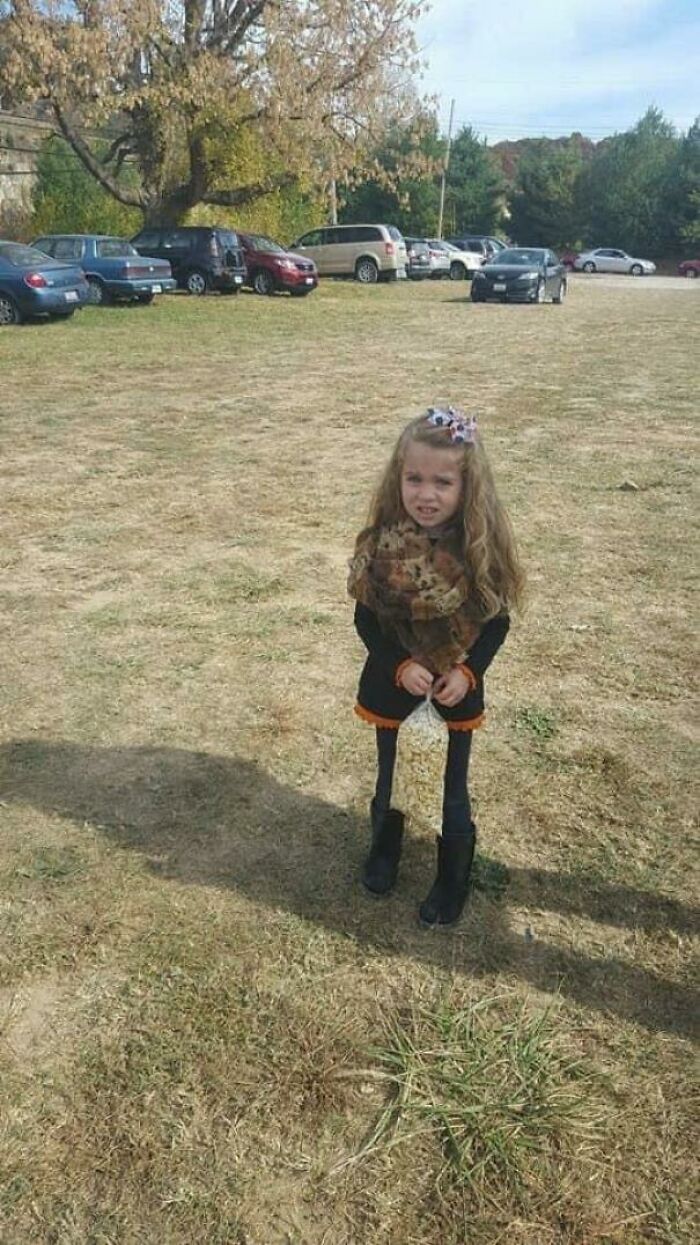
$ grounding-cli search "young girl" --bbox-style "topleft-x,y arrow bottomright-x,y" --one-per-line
348,406 -> 525,927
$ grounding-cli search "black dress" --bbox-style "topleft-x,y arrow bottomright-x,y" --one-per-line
354,602 -> 510,731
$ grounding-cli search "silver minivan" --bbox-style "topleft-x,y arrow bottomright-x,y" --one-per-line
290,223 -> 407,283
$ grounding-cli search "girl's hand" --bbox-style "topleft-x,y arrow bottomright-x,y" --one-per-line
433,667 -> 470,707
399,661 -> 434,697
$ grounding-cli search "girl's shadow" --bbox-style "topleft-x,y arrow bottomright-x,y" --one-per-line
1,739 -> 697,1041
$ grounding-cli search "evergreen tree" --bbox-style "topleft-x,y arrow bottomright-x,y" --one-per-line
443,127 -> 506,235
581,107 -> 679,254
507,139 -> 585,248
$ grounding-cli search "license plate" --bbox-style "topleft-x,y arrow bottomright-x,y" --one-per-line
151,284 -> 162,294
234,275 -> 243,283
493,282 -> 506,291
304,277 -> 313,284
65,290 -> 79,302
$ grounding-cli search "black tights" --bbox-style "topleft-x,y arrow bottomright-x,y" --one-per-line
373,727 -> 473,838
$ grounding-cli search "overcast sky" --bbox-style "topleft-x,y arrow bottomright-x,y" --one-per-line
415,0 -> 699,142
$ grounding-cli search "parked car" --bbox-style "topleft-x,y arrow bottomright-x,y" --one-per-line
130,225 -> 246,294
574,248 -> 656,276
289,223 -> 407,283
405,238 -> 431,280
678,259 -> 700,278
0,240 -> 88,325
32,234 -> 176,306
237,232 -> 317,296
449,234 -> 507,259
471,247 -> 566,304
428,239 -> 484,279
405,237 -> 450,279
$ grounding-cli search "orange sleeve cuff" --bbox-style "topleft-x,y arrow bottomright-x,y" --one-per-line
456,663 -> 477,691
395,658 -> 413,688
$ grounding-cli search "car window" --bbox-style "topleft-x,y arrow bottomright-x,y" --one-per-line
249,235 -> 284,253
161,229 -> 193,250
296,230 -> 323,246
0,243 -> 54,266
96,239 -> 137,258
32,237 -> 55,256
53,238 -> 84,262
133,230 -> 161,249
494,249 -> 544,265
217,231 -> 239,250
388,226 -> 403,242
337,226 -> 381,243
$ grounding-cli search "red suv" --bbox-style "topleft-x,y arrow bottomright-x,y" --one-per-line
238,232 -> 318,296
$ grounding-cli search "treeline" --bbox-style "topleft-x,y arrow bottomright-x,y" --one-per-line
341,107 -> 700,256
7,106 -> 698,258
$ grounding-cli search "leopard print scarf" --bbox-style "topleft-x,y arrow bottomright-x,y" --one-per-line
348,519 -> 484,674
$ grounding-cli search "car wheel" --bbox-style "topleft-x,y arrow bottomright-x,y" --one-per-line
553,280 -> 566,304
449,261 -> 466,281
185,269 -> 210,296
86,276 -> 108,305
630,263 -> 643,276
535,280 -> 546,303
252,269 -> 275,296
582,261 -> 596,273
136,292 -> 155,305
355,257 -> 379,284
470,289 -> 483,303
0,293 -> 21,325
685,268 -> 698,279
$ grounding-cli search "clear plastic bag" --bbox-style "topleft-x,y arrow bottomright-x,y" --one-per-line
393,696 -> 448,836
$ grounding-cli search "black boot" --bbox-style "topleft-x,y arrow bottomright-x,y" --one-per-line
419,829 -> 475,927
362,804 -> 404,896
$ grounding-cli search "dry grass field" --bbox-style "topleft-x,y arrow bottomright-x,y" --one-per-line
1,275 -> 698,1244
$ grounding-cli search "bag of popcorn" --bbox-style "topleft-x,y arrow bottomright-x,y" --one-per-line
393,696 -> 449,836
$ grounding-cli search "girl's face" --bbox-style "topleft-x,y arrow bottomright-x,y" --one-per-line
400,440 -> 463,530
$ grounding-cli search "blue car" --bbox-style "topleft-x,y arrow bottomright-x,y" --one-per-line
0,240 -> 89,326
31,234 -> 177,305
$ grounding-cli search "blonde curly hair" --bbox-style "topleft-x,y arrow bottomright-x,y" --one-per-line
358,412 -> 526,619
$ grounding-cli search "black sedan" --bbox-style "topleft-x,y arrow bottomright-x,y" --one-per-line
0,240 -> 89,325
471,248 -> 566,304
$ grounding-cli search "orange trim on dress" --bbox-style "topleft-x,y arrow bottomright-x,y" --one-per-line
354,704 -> 484,732
446,713 -> 484,732
354,704 -> 403,729
456,663 -> 477,691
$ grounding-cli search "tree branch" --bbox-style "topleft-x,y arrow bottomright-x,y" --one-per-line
53,103 -> 145,209
202,170 -> 297,207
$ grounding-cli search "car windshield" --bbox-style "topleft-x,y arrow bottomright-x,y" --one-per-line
428,240 -> 448,250
97,239 -> 138,257
249,235 -> 286,254
490,249 -> 544,265
0,242 -> 52,267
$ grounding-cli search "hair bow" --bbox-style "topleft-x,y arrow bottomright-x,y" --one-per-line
425,405 -> 478,444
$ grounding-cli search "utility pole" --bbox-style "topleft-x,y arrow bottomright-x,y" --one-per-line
436,98 -> 455,240
329,176 -> 338,225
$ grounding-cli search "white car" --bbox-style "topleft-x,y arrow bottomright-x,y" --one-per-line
574,248 -> 656,276
428,239 -> 484,280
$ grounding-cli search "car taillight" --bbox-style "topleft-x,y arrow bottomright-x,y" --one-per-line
384,242 -> 395,255
24,272 -> 48,289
